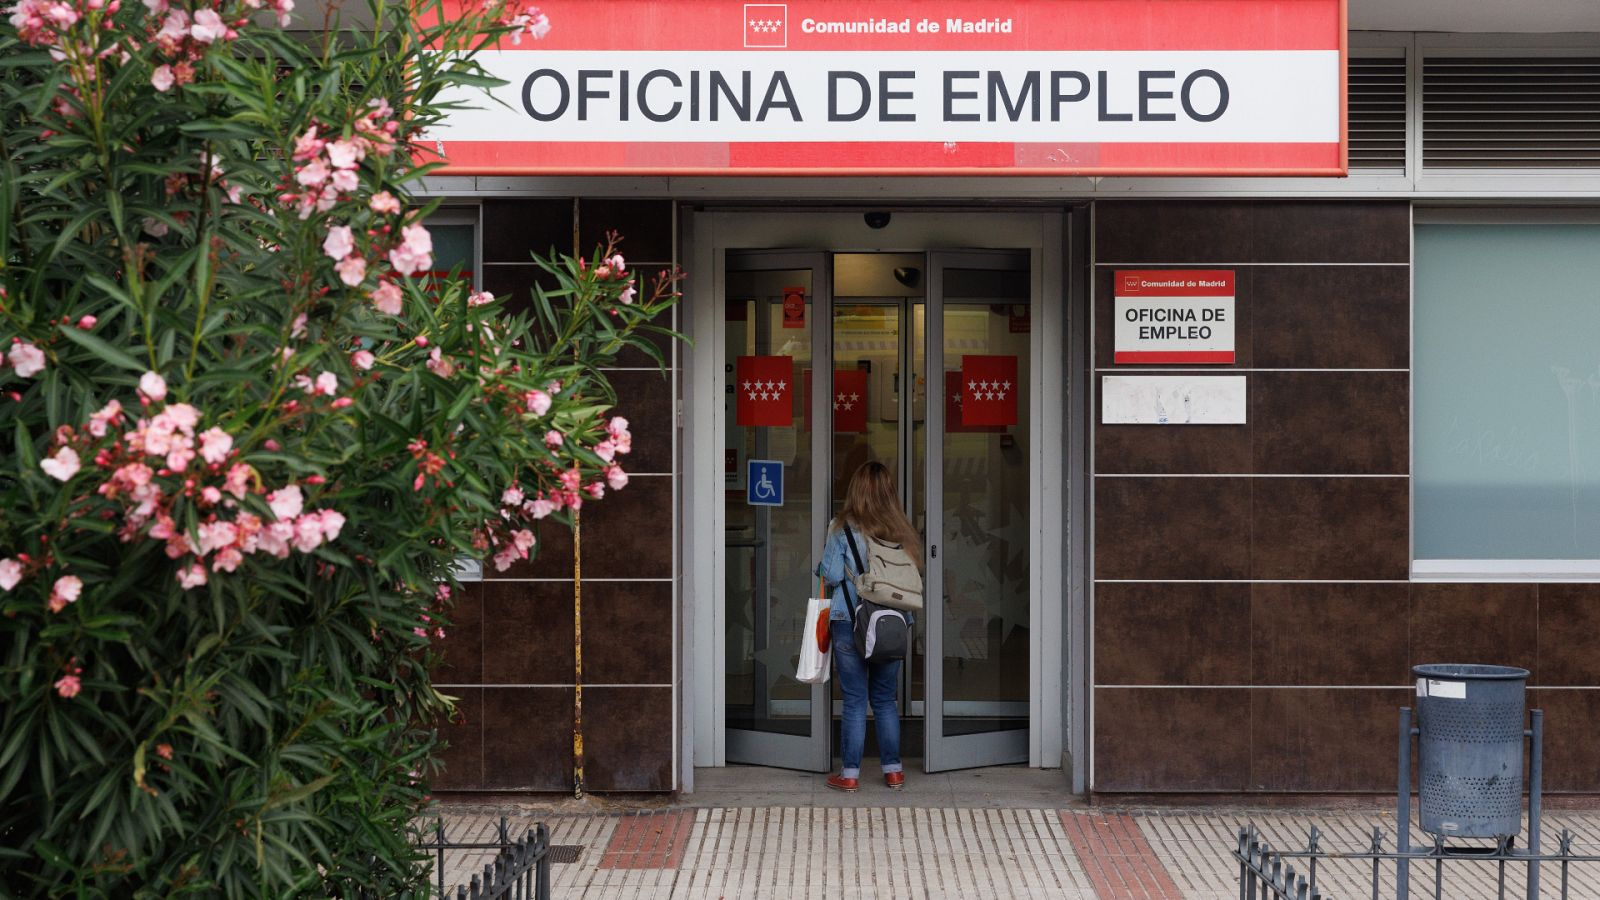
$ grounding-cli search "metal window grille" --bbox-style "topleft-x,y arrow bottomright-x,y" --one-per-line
1422,56 -> 1600,170
1350,54 -> 1409,174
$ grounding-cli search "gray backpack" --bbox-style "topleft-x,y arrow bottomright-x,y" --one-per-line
843,526 -> 911,663
844,526 -> 924,612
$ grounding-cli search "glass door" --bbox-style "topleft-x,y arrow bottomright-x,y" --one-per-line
724,252 -> 831,772
924,251 -> 1032,772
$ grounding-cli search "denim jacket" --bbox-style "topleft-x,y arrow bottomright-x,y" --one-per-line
816,523 -> 915,626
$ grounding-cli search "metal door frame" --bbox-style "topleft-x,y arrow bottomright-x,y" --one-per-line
690,210 -> 1065,775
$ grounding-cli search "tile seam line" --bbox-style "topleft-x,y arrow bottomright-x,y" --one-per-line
1096,262 -> 1410,267
1093,473 -> 1410,478
1094,367 -> 1411,372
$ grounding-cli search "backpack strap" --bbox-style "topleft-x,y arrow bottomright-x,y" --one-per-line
841,525 -> 867,620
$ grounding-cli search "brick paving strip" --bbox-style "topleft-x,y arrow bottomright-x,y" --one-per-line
597,809 -> 696,869
1059,811 -> 1186,899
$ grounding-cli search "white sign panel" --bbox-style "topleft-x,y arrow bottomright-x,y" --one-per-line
1100,375 -> 1247,425
1113,270 -> 1236,364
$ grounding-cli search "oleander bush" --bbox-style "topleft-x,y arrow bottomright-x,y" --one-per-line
0,0 -> 676,894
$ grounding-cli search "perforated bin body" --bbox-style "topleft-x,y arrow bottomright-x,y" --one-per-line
1413,663 -> 1529,839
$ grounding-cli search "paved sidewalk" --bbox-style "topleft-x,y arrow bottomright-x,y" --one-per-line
432,768 -> 1600,899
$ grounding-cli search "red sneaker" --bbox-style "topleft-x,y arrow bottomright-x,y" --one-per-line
825,774 -> 859,792
884,771 -> 905,789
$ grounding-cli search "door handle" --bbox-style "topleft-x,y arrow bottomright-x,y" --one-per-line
930,544 -> 938,559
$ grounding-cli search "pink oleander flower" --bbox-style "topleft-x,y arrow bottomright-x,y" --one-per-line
190,7 -> 224,42
525,389 -> 552,416
47,575 -> 82,613
559,468 -> 581,492
606,254 -> 626,273
176,563 -> 207,589
267,484 -> 303,520
594,439 -> 616,463
139,371 -> 167,402
316,509 -> 345,541
291,313 -> 308,339
201,486 -> 222,505
54,673 -> 81,699
425,348 -> 454,378
76,315 -> 96,329
524,498 -> 556,519
326,140 -> 363,169
606,464 -> 629,490
584,482 -> 605,499
544,430 -> 563,449
329,168 -> 358,193
334,255 -> 367,287
388,223 -> 433,276
292,125 -> 324,161
212,547 -> 243,572
512,529 -> 535,554
351,349 -> 375,370
223,463 -> 251,498
165,445 -> 195,472
296,158 -> 330,187
371,280 -> 403,315
369,191 -> 401,215
618,282 -> 637,305
322,224 -> 353,260
9,341 -> 45,378
87,399 -> 123,437
291,514 -> 324,552
0,559 -> 21,591
40,446 -> 80,481
156,9 -> 187,44
608,416 -> 633,454
198,427 -> 232,464
151,64 -> 175,92
468,291 -> 494,307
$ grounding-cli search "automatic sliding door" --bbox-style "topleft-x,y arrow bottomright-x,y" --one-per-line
724,252 -> 831,772
924,251 -> 1032,772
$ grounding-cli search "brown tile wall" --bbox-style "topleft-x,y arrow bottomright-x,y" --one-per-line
1091,200 -> 1600,794
434,198 -> 679,793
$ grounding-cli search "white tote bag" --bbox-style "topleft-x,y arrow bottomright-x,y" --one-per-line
794,583 -> 832,684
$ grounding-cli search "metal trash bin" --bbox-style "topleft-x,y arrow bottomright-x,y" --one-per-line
1413,663 -> 1529,839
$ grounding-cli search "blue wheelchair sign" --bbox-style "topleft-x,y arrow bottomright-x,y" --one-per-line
747,460 -> 783,507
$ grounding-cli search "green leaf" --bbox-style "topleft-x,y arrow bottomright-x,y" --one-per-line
56,324 -> 147,372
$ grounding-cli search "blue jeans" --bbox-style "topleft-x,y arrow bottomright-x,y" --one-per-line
831,620 -> 902,779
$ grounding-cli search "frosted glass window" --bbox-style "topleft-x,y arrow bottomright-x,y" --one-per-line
1414,224 -> 1600,567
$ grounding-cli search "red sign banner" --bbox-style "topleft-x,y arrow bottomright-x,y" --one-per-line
429,0 -> 1347,176
735,355 -> 794,426
945,370 -> 1004,433
781,286 -> 806,329
959,355 -> 1019,427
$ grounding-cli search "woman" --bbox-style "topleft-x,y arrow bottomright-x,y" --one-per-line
817,460 -> 923,791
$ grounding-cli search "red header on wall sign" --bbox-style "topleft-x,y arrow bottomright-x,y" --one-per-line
427,0 -> 1347,177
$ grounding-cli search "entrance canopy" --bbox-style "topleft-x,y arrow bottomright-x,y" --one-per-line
425,0 -> 1348,177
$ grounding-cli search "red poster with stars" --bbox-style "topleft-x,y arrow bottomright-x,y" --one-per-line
960,355 -> 1019,427
945,371 -> 1004,434
801,368 -> 869,433
832,369 -> 868,433
735,355 -> 793,427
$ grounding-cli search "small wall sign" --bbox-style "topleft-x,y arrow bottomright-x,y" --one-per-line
1101,375 -> 1246,425
1114,270 -> 1235,364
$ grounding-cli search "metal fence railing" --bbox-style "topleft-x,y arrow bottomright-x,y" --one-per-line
1234,823 -> 1600,900
416,817 -> 552,900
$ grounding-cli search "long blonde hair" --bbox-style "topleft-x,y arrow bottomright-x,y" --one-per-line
836,461 -> 924,573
